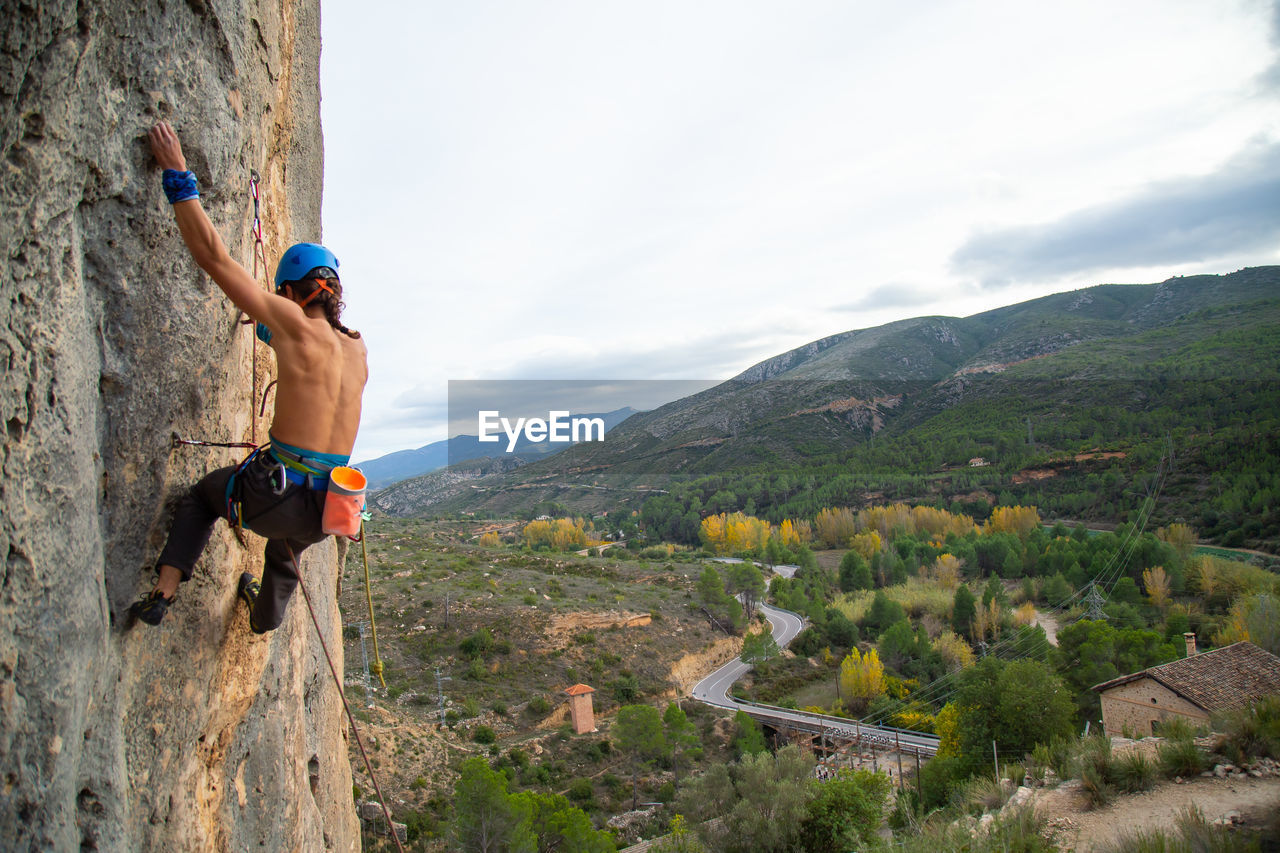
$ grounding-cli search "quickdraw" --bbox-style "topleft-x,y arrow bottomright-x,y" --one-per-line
172,435 -> 260,450
249,170 -> 267,280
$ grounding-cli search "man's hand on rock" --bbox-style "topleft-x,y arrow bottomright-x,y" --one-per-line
149,121 -> 187,172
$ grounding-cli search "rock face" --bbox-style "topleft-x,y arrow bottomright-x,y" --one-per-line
1,1 -> 359,850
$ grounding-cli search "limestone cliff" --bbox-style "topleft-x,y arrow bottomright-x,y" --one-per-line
1,1 -> 359,849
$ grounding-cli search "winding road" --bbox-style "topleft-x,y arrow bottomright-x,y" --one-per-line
692,561 -> 940,756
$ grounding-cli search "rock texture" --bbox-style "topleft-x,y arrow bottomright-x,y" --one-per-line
1,1 -> 359,850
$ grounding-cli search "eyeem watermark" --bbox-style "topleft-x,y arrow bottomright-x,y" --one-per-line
478,411 -> 605,452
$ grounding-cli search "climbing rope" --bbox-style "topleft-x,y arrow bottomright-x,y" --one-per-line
359,520 -> 387,688
247,170 -> 270,444
291,543 -> 405,853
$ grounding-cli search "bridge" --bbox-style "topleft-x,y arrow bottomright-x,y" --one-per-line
690,590 -> 940,759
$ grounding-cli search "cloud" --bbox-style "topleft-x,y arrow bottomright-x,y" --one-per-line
1263,0 -> 1280,91
950,140 -> 1280,285
832,281 -> 949,313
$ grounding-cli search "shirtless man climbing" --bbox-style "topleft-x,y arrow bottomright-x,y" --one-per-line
131,121 -> 369,632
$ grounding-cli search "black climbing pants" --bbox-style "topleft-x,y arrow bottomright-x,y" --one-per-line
157,451 -> 327,632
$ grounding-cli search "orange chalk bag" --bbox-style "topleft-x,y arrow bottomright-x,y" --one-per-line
323,466 -> 367,538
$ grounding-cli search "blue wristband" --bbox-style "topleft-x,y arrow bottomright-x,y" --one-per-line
162,169 -> 199,204
255,322 -> 273,345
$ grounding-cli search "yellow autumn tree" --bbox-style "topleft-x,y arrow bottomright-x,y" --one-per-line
700,512 -> 772,554
1142,566 -> 1171,612
985,505 -> 1041,538
838,646 -> 886,715
1158,522 -> 1197,563
934,702 -> 962,758
933,630 -> 975,671
814,507 -> 857,548
1189,557 -> 1219,597
477,531 -> 500,547
932,553 -> 963,589
777,519 -> 800,548
522,517 -> 589,551
859,503 -> 914,539
911,505 -> 978,539
1014,601 -> 1037,627
849,529 -> 883,561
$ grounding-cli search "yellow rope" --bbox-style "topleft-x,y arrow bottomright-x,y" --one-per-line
360,520 -> 387,688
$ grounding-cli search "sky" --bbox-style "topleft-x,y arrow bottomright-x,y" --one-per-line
318,0 -> 1280,462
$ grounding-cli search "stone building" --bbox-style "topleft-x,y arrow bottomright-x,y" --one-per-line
1092,638 -> 1280,736
565,684 -> 598,734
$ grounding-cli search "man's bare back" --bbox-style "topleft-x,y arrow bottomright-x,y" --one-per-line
269,312 -> 367,456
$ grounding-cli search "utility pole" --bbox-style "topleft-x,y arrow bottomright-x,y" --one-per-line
1083,583 -> 1108,620
896,733 -> 904,790
435,665 -> 452,724
346,620 -> 373,707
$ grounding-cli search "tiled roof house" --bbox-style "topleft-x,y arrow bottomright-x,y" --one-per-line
1091,640 -> 1280,736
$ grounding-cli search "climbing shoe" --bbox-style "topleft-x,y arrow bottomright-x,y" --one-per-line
238,572 -> 264,632
129,589 -> 174,626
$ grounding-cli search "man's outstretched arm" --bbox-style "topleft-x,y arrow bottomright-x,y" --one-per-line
148,121 -> 300,332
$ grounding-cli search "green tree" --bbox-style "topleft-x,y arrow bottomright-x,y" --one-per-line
677,746 -> 813,853
614,704 -> 667,810
663,703 -> 701,793
1042,572 -> 1072,604
1053,620 -> 1176,720
732,709 -> 768,757
1111,576 -> 1143,606
952,584 -> 977,640
728,561 -> 767,614
515,790 -> 615,853
864,589 -> 906,633
952,657 -> 1074,775
741,627 -> 782,668
452,756 -> 537,853
798,768 -> 891,852
839,550 -> 873,592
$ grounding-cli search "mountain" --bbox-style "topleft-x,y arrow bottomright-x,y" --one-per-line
374,268 -> 1280,549
357,407 -> 638,489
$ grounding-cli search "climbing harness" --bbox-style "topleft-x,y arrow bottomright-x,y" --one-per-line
289,542 -> 404,853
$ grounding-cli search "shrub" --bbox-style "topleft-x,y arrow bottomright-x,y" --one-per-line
1113,752 -> 1156,793
1215,695 -> 1280,764
471,725 -> 496,744
1156,716 -> 1204,742
459,628 -> 494,657
958,775 -> 1006,815
1032,736 -> 1073,781
1075,736 -> 1115,808
1157,737 -> 1208,778
567,777 -> 594,802
526,696 -> 552,716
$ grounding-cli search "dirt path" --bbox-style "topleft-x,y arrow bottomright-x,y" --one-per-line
1032,608 -> 1060,646
1034,775 -> 1280,850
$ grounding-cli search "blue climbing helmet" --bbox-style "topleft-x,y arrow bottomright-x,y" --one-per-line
274,242 -> 340,290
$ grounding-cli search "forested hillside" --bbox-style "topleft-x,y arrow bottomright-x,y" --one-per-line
387,267 -> 1280,552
